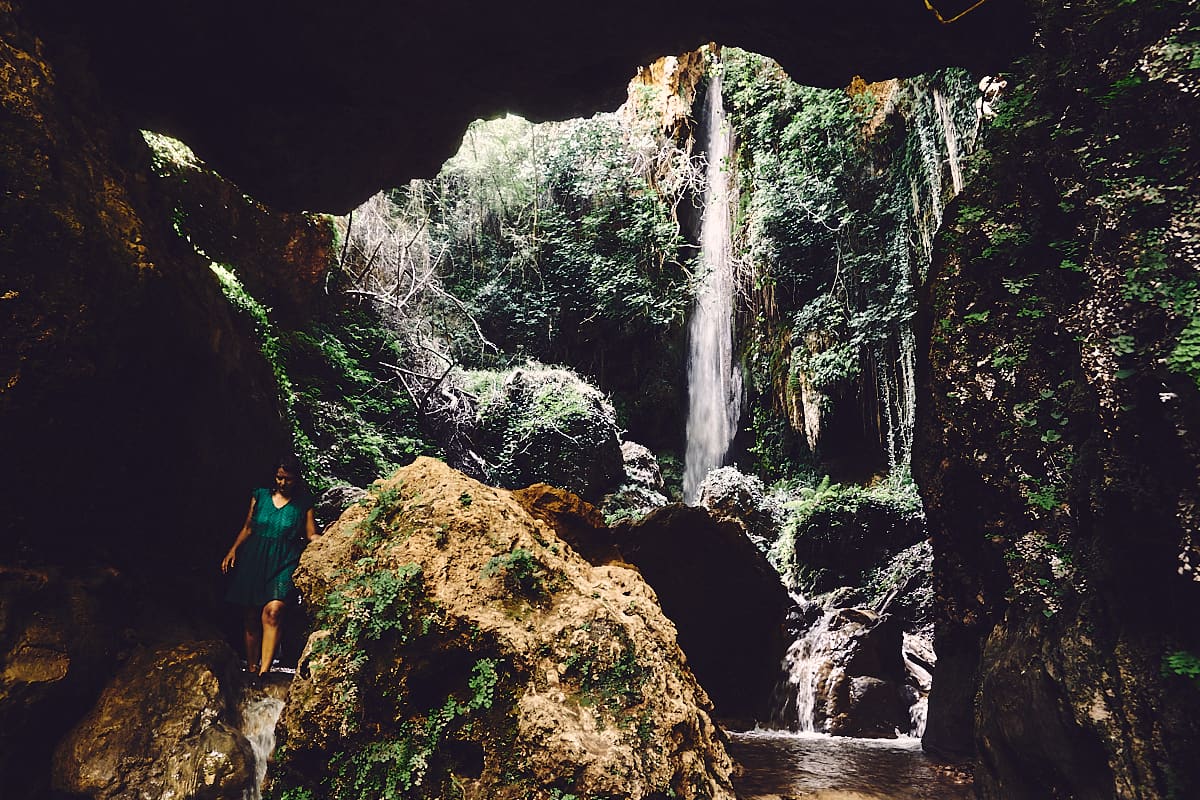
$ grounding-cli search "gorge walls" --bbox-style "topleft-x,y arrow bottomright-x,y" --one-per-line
913,1 -> 1200,796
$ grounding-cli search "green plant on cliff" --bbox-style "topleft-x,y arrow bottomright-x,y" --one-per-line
482,548 -> 546,599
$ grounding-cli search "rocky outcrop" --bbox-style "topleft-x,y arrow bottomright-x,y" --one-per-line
914,0 -> 1200,795
275,457 -> 735,800
601,442 -> 670,524
697,466 -> 781,548
52,641 -> 254,800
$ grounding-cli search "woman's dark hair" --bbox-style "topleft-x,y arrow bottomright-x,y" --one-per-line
272,454 -> 303,478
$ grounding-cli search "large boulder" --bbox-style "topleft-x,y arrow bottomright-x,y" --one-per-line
0,566 -> 123,800
614,505 -> 792,728
52,640 -> 255,800
274,457 -> 735,800
770,480 -> 926,595
465,366 -> 625,502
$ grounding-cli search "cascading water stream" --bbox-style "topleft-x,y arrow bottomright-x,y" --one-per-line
683,70 -> 741,504
239,690 -> 286,800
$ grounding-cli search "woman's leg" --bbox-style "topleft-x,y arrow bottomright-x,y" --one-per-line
242,606 -> 262,671
259,600 -> 286,675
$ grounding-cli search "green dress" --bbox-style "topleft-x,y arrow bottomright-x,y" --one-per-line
226,487 -> 311,607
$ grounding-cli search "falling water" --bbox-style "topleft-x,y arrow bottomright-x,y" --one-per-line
683,71 -> 741,503
933,89 -> 964,195
772,606 -> 840,733
239,692 -> 285,800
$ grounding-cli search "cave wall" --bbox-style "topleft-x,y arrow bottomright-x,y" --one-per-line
913,0 -> 1200,796
23,0 -> 1029,213
0,4 -> 301,792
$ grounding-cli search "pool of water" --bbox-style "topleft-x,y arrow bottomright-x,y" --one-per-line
727,729 -> 974,800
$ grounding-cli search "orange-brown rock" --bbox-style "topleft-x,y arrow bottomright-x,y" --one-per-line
278,457 -> 735,800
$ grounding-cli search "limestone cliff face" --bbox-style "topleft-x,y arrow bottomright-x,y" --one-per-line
914,0 -> 1200,796
277,458 -> 735,800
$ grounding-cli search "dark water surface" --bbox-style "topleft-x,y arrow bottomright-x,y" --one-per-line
727,730 -> 974,800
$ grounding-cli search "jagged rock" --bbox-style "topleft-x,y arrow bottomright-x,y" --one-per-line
697,466 -> 781,548
52,640 -> 254,800
620,442 -> 664,491
512,483 -> 623,566
614,505 -> 791,727
276,458 -> 735,800
600,442 -> 670,524
861,540 -> 935,633
466,366 -> 624,502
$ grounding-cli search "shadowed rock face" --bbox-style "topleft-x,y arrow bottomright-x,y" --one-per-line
25,0 -> 1031,212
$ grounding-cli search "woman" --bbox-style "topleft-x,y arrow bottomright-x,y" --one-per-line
221,456 -> 319,678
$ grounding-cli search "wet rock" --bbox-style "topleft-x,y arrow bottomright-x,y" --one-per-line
52,640 -> 254,800
276,457 -> 735,800
614,505 -> 791,727
697,466 -> 782,548
775,607 -> 911,738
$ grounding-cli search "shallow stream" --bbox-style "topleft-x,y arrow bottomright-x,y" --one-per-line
728,730 -> 973,800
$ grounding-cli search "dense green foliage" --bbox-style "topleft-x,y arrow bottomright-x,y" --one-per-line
282,306 -> 434,490
768,476 -> 925,593
722,48 -> 978,477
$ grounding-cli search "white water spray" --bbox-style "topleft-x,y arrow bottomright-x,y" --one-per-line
683,71 -> 741,503
240,693 -> 285,800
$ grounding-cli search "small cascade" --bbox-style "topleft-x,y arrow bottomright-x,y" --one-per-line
772,606 -> 839,733
239,691 -> 286,800
683,69 -> 741,503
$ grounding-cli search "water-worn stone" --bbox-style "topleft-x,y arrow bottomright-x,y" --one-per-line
277,457 -> 735,800
775,607 -> 910,738
52,640 -> 254,800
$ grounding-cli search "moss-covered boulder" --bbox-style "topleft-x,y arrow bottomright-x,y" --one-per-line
274,457 -> 735,800
465,366 -> 624,502
769,479 -> 926,595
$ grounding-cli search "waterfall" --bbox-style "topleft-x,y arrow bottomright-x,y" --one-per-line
683,71 -> 741,503
239,692 -> 285,800
933,88 -> 964,195
772,606 -> 840,733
